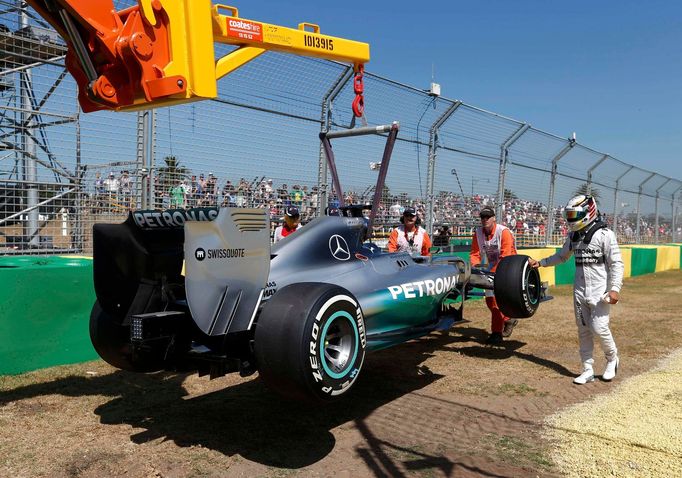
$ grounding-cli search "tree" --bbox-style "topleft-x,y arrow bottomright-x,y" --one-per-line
503,188 -> 517,201
156,155 -> 190,197
573,182 -> 600,201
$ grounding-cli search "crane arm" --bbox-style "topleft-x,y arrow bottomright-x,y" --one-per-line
26,1 -> 370,112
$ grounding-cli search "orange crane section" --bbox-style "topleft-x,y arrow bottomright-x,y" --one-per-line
26,1 -> 370,112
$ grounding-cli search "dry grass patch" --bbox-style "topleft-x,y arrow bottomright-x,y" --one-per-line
0,270 -> 680,477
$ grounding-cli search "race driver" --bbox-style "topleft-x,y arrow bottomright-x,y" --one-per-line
529,195 -> 624,384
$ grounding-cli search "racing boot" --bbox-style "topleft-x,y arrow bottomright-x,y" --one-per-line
602,356 -> 619,381
485,332 -> 503,345
502,319 -> 519,338
573,363 -> 594,385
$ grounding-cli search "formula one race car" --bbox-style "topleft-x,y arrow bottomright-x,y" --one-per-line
90,203 -> 547,402
90,123 -> 548,402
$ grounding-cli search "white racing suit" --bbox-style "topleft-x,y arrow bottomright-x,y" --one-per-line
540,223 -> 624,365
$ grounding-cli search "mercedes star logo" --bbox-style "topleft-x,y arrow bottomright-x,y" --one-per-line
329,234 -> 351,261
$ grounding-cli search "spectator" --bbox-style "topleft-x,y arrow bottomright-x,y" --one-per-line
92,172 -> 105,213
433,224 -> 451,247
119,170 -> 131,207
205,173 -> 217,205
389,201 -> 402,220
264,178 -> 274,197
103,171 -> 119,195
169,180 -> 186,208
290,184 -> 304,208
222,180 -> 235,206
190,175 -> 201,206
94,172 -> 105,195
103,172 -> 119,211
277,183 -> 290,206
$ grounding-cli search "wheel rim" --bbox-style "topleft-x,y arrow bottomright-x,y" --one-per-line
525,266 -> 541,305
320,310 -> 358,379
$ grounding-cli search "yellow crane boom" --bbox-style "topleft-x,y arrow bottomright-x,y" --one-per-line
26,0 -> 370,112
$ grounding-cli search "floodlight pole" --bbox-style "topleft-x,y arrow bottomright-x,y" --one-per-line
586,154 -> 609,196
672,186 -> 682,242
654,178 -> 671,243
497,123 -> 530,220
636,172 -> 656,243
612,166 -> 633,235
546,140 -> 575,244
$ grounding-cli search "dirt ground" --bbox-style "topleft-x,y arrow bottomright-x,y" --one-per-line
1,270 -> 681,478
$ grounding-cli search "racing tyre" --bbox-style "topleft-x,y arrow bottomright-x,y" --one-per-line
89,301 -> 164,372
254,283 -> 366,402
493,255 -> 541,318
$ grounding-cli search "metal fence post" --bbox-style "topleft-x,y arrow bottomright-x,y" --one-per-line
612,166 -> 633,236
136,109 -> 157,209
654,178 -> 670,243
425,100 -> 461,234
19,7 -> 40,247
545,140 -> 575,244
74,107 -> 83,252
636,172 -> 655,243
672,186 -> 682,243
148,109 -> 157,208
317,66 -> 353,217
136,111 -> 147,208
497,123 -> 530,219
586,154 -> 609,195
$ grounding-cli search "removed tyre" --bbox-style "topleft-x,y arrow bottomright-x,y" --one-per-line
254,283 -> 366,402
494,254 -> 541,318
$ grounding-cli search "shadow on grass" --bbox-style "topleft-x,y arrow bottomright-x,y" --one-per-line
450,325 -> 575,377
0,332 -> 486,473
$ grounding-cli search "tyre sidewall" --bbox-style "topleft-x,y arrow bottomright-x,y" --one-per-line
494,255 -> 541,318
301,291 -> 366,400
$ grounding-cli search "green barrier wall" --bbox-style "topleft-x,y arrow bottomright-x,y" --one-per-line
629,248 -> 657,276
553,249 -> 578,285
1,245 -> 677,375
0,256 -> 97,374
543,244 -> 681,285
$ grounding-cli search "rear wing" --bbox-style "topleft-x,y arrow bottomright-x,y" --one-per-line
93,207 -> 270,336
26,1 -> 370,112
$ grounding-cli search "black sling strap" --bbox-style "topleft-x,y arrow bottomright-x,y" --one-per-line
570,220 -> 607,249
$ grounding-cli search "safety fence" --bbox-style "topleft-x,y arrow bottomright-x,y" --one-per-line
1,0 -> 681,255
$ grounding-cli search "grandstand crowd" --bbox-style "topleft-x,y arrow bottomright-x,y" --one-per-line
90,171 -> 679,246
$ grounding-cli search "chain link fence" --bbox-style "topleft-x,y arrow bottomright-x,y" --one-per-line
2,1 -> 681,254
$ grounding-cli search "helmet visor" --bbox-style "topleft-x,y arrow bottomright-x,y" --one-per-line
564,208 -> 586,222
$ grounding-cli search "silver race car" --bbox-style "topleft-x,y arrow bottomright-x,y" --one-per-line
90,125 -> 548,402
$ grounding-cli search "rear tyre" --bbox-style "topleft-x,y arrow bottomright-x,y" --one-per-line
494,255 -> 541,318
254,283 -> 366,402
89,301 -> 164,372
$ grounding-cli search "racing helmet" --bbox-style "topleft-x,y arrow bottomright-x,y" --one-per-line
564,195 -> 598,232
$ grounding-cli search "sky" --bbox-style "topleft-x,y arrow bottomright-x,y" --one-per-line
242,0 -> 681,180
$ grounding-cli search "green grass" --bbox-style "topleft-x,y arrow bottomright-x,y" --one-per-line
495,435 -> 554,469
